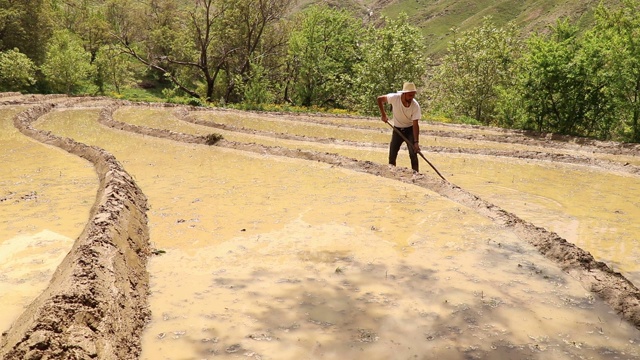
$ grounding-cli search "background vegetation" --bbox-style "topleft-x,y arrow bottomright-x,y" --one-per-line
2,0 -> 640,142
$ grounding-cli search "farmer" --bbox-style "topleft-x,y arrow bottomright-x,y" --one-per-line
377,82 -> 421,172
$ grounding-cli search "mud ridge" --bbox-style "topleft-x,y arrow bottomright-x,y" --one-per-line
0,92 -> 21,98
179,106 -> 640,157
0,103 -> 151,360
99,103 -> 206,145
431,147 -> 640,176
97,104 -> 640,331
0,94 -> 71,106
170,107 -> 640,176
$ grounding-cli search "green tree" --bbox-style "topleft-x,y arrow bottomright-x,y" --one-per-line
518,21 -> 581,133
95,44 -> 138,93
573,29 -> 618,139
223,0 -> 294,102
429,18 -> 522,125
286,5 -> 362,108
0,0 -> 53,65
110,0 -> 205,99
52,0 -> 111,62
41,30 -> 95,94
235,58 -> 275,107
354,13 -> 426,115
111,0 -> 293,102
593,0 -> 640,142
0,48 -> 36,91
516,19 -> 617,138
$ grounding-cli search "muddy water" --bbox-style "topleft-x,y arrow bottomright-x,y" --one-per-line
0,107 -> 97,333
117,105 -> 640,168
441,155 -> 640,280
116,107 -> 640,285
116,106 -> 525,153
189,110 -> 640,166
37,108 -> 640,359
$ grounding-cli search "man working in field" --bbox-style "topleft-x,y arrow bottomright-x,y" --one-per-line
377,82 -> 421,172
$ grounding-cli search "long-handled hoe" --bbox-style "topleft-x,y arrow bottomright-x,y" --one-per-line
385,121 -> 448,182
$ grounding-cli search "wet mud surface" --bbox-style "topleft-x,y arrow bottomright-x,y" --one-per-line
1,99 -> 151,360
1,94 -> 640,359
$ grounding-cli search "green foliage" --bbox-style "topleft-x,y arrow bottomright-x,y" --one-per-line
515,19 -> 617,138
0,0 -> 26,51
53,0 -> 111,61
187,97 -> 205,107
0,48 -> 37,91
8,0 -> 640,143
165,95 -> 207,106
380,0 -> 608,59
110,0 -> 295,103
287,5 -> 362,108
95,44 -> 139,94
354,13 -> 427,115
237,59 -> 275,107
0,0 -> 54,65
428,18 -> 523,125
161,86 -> 178,101
116,86 -> 164,103
426,4 -> 640,142
41,30 -> 95,94
494,84 -> 528,128
592,0 -> 640,142
451,115 -> 482,126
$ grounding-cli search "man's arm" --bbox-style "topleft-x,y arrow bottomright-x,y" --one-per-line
377,95 -> 389,123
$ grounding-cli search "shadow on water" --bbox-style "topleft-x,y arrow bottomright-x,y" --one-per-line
147,249 -> 633,360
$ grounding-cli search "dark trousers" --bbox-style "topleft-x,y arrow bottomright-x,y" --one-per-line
389,126 -> 419,172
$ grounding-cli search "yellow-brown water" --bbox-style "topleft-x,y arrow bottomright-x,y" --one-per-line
32,107 -> 640,359
185,108 -> 640,166
0,106 -> 97,333
118,106 -> 640,282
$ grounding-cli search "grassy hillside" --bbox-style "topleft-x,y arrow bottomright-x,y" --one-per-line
379,0 -> 615,56
303,0 -> 618,58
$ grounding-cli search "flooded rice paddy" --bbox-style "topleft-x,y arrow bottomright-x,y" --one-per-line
0,107 -> 97,333
116,106 -> 640,283
2,98 -> 640,359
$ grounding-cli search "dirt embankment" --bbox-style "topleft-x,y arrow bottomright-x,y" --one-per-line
0,102 -> 151,360
98,103 -> 206,145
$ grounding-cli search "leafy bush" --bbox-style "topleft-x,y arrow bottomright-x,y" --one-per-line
188,98 -> 205,107
117,87 -> 164,103
0,49 -> 37,92
41,30 -> 95,94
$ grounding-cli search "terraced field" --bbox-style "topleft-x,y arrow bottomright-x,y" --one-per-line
1,93 -> 640,359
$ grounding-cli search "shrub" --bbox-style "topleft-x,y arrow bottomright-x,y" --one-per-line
204,133 -> 223,145
0,49 -> 37,92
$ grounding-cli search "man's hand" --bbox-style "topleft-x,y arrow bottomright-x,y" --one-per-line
381,114 -> 389,123
414,142 -> 421,153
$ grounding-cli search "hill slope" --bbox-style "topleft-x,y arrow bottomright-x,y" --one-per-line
306,0 -> 619,57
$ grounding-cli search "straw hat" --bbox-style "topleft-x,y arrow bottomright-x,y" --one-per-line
399,82 -> 417,93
